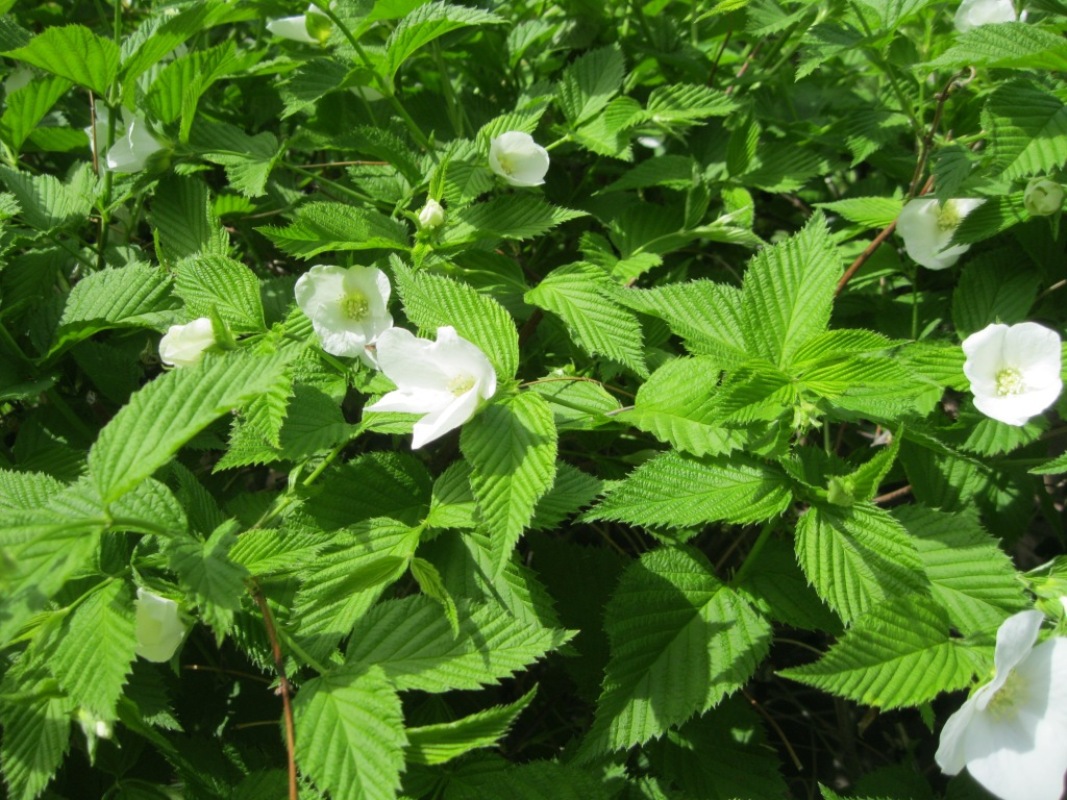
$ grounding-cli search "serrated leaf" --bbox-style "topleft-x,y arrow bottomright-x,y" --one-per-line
446,759 -> 612,800
393,263 -> 519,378
952,255 -> 1040,337
0,162 -> 95,232
0,75 -> 72,152
646,84 -> 736,125
740,212 -> 839,368
530,462 -> 602,532
151,174 -> 229,264
586,450 -> 792,529
816,196 -> 902,230
410,556 -> 459,635
525,262 -> 647,376
89,352 -> 289,503
620,357 -> 744,458
579,546 -> 771,758
557,44 -> 624,127
168,521 -> 248,637
406,687 -> 536,766
442,195 -> 586,246
50,580 -> 137,718
307,451 -> 432,530
0,469 -> 65,511
193,120 -> 281,198
294,665 -> 406,800
461,392 -> 558,574
984,81 -> 1067,180
258,201 -> 410,259
895,505 -> 1027,635
0,675 -> 72,800
279,57 -> 348,118
383,1 -> 504,82
345,595 -> 573,692
780,595 -> 978,709
794,503 -> 926,624
4,25 -> 119,95
174,254 -> 265,332
925,22 -> 1067,71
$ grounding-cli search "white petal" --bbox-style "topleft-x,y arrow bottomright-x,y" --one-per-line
267,15 -> 317,43
963,323 -> 1009,384
982,610 -> 1046,704
955,0 -> 1017,33
433,326 -> 497,397
897,199 -> 960,270
366,387 -> 452,415
106,117 -> 163,173
374,327 -> 452,391
974,392 -> 1054,426
1005,322 -> 1062,378
410,386 -> 482,448
489,131 -> 550,187
936,694 -> 980,775
964,710 -> 1048,800
159,318 -> 215,368
134,588 -> 186,663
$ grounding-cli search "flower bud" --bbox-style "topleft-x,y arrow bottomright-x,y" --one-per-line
134,588 -> 187,663
418,198 -> 446,229
159,317 -> 215,368
1024,178 -> 1064,217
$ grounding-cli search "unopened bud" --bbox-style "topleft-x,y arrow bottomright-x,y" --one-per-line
418,198 -> 446,229
1025,178 -> 1064,217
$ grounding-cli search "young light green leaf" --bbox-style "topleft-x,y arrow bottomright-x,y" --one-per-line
167,521 -> 248,638
345,596 -> 574,692
795,503 -> 925,624
3,24 -> 119,95
257,201 -> 410,259
0,75 -> 72,152
89,352 -> 289,503
557,44 -> 624,127
646,84 -> 737,125
49,580 -> 137,719
926,22 -> 1067,71
585,450 -> 792,529
525,262 -> 647,376
174,255 -> 265,333
383,1 -> 504,82
0,674 -> 73,800
579,546 -> 771,758
406,687 -> 536,766
780,595 -> 979,709
294,665 -> 406,800
461,392 -> 558,575
410,556 -> 459,636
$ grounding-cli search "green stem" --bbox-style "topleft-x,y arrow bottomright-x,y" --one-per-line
275,622 -> 331,675
286,163 -> 379,205
730,521 -> 776,587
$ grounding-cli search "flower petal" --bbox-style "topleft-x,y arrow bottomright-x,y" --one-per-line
936,694 -> 980,775
410,385 -> 482,448
374,327 -> 452,391
980,610 -> 1046,705
267,14 -> 317,43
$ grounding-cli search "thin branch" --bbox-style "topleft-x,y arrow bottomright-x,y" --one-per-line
251,585 -> 298,800
743,688 -> 804,772
907,68 -> 975,199
872,484 -> 913,505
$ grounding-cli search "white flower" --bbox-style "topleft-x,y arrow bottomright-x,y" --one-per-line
962,322 -> 1062,426
3,66 -> 34,95
489,131 -> 550,187
955,0 -> 1017,33
365,326 -> 496,448
896,197 -> 984,270
936,610 -> 1067,800
134,588 -> 187,663
418,198 -> 446,229
267,4 -> 331,44
87,102 -> 166,173
294,264 -> 393,363
159,317 -> 215,368
1025,178 -> 1063,217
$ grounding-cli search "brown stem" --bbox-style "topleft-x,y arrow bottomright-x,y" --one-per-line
743,688 -> 804,772
252,585 -> 298,800
872,484 -> 912,505
708,29 -> 733,86
907,68 -> 974,199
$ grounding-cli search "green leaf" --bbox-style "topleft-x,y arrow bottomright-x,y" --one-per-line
89,352 -> 289,503
0,674 -> 72,800
740,212 -> 839,368
258,201 -> 410,259
294,665 -> 406,800
393,263 -> 519,379
530,462 -> 602,532
145,41 -> 243,125
619,357 -> 745,458
192,120 -> 281,199
0,469 -> 65,511
307,451 -> 432,530
410,556 -> 459,635
579,546 -> 771,758
49,580 -> 137,718
445,759 -> 612,800
895,505 -> 1027,635
816,196 -> 902,230
461,392 -> 558,574
525,262 -> 647,376
0,75 -> 72,152
795,503 -> 926,624
279,57 -> 348,118
174,255 -> 265,332
0,162 -> 95,232
441,195 -> 586,246
50,262 -> 176,355
984,81 -> 1067,180
119,3 -> 222,95
952,255 -> 1040,337
926,22 -> 1067,71
383,1 -> 504,82
619,281 -> 747,364
586,450 -> 792,529
150,175 -> 229,265
168,521 -> 248,637
406,687 -> 536,766
780,595 -> 979,709
557,44 -> 624,127
345,596 -> 573,692
646,84 -> 737,125
3,25 -> 119,95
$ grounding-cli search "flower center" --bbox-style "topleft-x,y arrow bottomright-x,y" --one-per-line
937,200 -> 962,231
341,290 -> 370,321
447,374 -> 476,397
986,670 -> 1024,719
496,155 -> 514,176
995,367 -> 1026,397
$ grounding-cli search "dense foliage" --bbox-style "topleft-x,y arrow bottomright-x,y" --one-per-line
2,0 -> 1067,798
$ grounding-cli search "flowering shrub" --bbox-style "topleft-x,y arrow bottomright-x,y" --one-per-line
1,2 -> 1067,800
